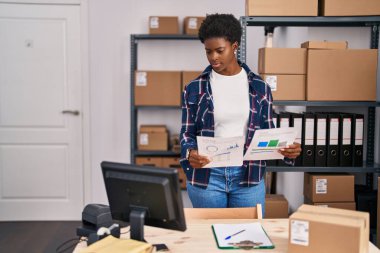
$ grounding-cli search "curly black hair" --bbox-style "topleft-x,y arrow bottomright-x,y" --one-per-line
198,13 -> 242,45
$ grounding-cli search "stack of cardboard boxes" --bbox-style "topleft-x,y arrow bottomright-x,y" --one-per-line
258,41 -> 378,101
304,172 -> 356,210
258,48 -> 307,101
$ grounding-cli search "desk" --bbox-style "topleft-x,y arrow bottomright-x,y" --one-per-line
73,219 -> 380,253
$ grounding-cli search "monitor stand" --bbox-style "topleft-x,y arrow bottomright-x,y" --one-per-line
130,209 -> 147,242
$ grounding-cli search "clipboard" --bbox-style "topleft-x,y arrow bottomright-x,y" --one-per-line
211,223 -> 275,250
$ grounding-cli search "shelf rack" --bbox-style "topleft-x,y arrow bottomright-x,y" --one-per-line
238,15 -> 380,186
130,16 -> 380,174
130,34 -> 199,163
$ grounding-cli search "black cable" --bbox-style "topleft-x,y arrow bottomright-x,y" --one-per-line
56,237 -> 86,253
120,228 -> 130,234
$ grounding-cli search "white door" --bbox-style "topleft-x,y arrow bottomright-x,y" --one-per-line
0,3 -> 84,220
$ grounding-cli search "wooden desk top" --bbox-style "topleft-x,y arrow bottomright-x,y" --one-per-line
74,219 -> 380,253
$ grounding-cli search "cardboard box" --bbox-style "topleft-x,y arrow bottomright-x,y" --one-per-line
261,74 -> 305,101
135,71 -> 181,106
149,16 -> 179,34
306,49 -> 378,101
183,17 -> 205,35
258,48 -> 307,74
265,194 -> 289,218
182,71 -> 202,90
162,157 -> 187,189
246,0 -> 318,16
304,197 -> 356,211
135,157 -> 163,167
304,173 -> 354,202
289,204 -> 369,253
301,40 -> 348,50
321,0 -> 380,16
138,125 -> 168,151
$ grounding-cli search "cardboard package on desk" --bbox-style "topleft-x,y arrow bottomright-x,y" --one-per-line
138,125 -> 168,151
289,204 -> 369,253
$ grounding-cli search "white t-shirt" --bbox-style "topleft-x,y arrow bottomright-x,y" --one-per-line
210,68 -> 250,138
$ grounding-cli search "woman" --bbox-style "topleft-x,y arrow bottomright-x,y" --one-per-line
179,14 -> 301,213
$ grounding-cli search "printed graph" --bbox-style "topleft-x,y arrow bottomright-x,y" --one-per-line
257,139 -> 287,149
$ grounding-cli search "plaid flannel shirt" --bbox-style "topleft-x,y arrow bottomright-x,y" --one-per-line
180,62 -> 293,189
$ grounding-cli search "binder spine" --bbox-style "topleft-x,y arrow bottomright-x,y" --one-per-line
302,113 -> 315,167
326,114 -> 339,167
315,114 -> 327,167
339,114 -> 353,167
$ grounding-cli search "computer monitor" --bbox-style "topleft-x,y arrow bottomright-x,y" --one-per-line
101,161 -> 187,241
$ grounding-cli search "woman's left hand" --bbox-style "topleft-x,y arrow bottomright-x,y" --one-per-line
278,143 -> 302,159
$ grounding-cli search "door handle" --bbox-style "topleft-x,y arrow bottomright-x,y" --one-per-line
62,110 -> 80,116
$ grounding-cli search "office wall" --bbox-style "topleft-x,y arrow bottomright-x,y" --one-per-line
87,0 -> 379,208
88,0 -> 245,203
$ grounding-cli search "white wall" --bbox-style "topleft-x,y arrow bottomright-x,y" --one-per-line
88,0 -> 245,204
87,0 -> 379,208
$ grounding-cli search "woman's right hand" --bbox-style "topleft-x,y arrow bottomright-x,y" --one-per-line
188,149 -> 211,168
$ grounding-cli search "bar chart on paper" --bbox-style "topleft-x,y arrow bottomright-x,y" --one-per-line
244,128 -> 297,161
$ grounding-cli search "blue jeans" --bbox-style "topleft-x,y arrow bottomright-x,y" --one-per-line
186,166 -> 266,216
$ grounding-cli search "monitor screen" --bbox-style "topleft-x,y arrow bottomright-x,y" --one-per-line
101,161 -> 186,241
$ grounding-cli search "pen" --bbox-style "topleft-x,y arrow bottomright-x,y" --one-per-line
224,229 -> 246,240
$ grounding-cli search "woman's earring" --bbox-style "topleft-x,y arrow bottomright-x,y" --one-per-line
234,50 -> 237,55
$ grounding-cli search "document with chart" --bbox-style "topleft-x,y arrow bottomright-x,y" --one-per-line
243,127 -> 297,161
197,136 -> 245,168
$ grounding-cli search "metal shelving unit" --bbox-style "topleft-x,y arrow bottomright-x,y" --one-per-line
131,16 -> 380,174
130,34 -> 198,163
238,15 -> 380,182
267,162 -> 380,173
